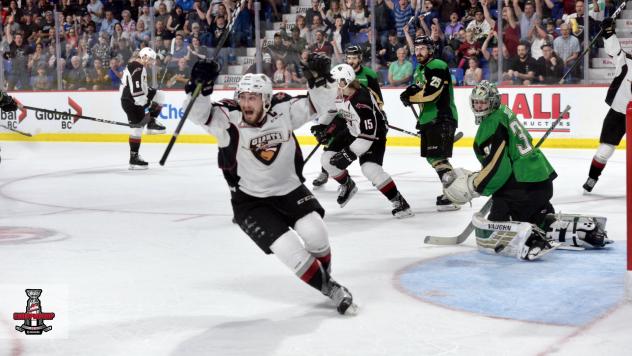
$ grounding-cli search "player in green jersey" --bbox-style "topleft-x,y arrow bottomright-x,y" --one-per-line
312,45 -> 385,188
399,36 -> 460,212
442,81 -> 609,260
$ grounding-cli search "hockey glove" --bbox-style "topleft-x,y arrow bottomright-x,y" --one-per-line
600,17 -> 616,39
185,59 -> 221,96
302,53 -> 334,88
311,121 -> 341,145
330,148 -> 357,170
400,84 -> 422,107
0,91 -> 18,111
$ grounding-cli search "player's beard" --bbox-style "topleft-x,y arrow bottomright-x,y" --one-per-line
242,105 -> 264,126
416,53 -> 428,65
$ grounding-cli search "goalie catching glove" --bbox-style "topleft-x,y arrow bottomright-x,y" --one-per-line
185,59 -> 221,96
442,168 -> 480,205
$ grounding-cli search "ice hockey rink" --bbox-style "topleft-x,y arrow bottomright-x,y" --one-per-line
0,141 -> 630,356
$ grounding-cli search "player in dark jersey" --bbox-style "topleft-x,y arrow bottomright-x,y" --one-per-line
311,46 -> 384,188
400,36 -> 459,212
582,18 -> 632,193
120,47 -> 167,169
313,63 -> 413,218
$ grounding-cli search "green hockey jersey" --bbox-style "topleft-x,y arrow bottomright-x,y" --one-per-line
355,66 -> 383,105
409,58 -> 458,125
473,105 -> 556,196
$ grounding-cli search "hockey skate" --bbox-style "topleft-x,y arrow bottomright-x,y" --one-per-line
391,193 -> 414,218
312,170 -> 329,188
326,280 -> 358,315
436,194 -> 460,212
337,177 -> 357,207
520,229 -> 560,261
129,153 -> 149,170
146,119 -> 166,135
582,177 -> 597,193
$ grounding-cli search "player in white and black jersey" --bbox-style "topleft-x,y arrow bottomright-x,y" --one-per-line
184,59 -> 357,315
120,47 -> 167,169
312,64 -> 413,218
583,18 -> 632,192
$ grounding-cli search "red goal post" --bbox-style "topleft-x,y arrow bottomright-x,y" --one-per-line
627,101 -> 632,302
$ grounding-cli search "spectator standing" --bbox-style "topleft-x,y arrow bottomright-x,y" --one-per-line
87,0 -> 104,27
444,12 -> 464,40
154,0 -> 175,13
553,22 -> 580,82
386,0 -> 414,39
514,0 -> 542,41
309,30 -> 333,57
7,33 -> 32,90
463,57 -> 483,85
100,10 -> 120,35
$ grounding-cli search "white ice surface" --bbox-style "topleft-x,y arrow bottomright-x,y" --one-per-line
0,141 -> 629,356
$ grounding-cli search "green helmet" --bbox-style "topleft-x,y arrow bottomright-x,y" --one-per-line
470,81 -> 500,124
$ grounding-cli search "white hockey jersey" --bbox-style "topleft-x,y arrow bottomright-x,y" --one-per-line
120,61 -> 150,107
604,34 -> 632,114
187,85 -> 337,198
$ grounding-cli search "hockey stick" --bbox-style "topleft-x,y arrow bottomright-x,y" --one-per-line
20,105 -> 133,127
303,142 -> 322,164
424,105 -> 571,245
559,1 -> 627,83
0,123 -> 33,137
159,83 -> 202,165
159,2 -> 243,166
403,105 -> 464,141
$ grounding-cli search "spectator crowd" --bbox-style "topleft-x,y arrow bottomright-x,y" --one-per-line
0,0 -> 620,90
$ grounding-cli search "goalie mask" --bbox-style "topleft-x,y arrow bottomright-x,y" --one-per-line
235,73 -> 274,113
470,80 -> 501,124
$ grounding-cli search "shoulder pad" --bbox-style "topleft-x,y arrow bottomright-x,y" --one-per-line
214,98 -> 240,111
428,59 -> 448,70
271,92 -> 294,106
363,67 -> 378,79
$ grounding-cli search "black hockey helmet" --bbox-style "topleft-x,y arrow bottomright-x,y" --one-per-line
413,35 -> 435,54
345,45 -> 363,60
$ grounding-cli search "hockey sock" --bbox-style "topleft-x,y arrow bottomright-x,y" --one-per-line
377,178 -> 398,200
428,158 -> 453,181
589,143 -> 615,179
333,170 -> 349,184
588,159 -> 605,180
129,136 -> 141,154
294,212 -> 332,272
299,258 -> 329,292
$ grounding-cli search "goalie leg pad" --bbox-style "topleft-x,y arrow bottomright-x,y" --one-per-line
544,213 -> 610,248
472,214 -> 559,261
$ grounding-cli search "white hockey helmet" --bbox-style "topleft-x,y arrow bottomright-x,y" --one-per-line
330,63 -> 356,89
235,73 -> 274,112
470,80 -> 500,124
139,47 -> 157,60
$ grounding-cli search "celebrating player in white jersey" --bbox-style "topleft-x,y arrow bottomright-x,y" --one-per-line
583,18 -> 632,192
120,47 -> 167,169
184,59 -> 357,315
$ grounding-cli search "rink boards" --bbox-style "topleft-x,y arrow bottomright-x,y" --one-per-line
0,86 -> 624,149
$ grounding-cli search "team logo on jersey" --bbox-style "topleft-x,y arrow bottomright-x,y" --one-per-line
249,131 -> 286,165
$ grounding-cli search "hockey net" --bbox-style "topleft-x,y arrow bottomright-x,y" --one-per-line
627,101 -> 632,301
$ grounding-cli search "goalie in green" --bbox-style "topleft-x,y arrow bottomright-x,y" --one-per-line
442,81 -> 611,261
